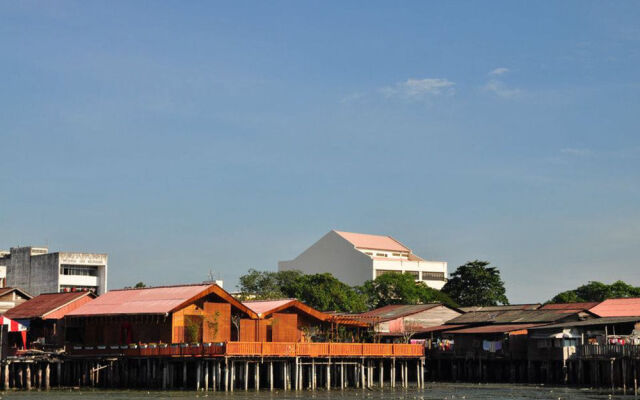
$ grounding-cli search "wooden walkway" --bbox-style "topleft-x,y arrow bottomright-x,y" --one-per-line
67,341 -> 424,358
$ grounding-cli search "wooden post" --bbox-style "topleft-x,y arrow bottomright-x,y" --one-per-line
196,361 -> 201,391
624,360 -> 628,395
26,364 -> 32,391
312,358 -> 316,390
391,358 -> 396,388
341,360 -> 345,389
45,363 -> 50,390
269,361 -> 274,391
326,359 -> 331,389
3,363 -> 9,390
294,358 -> 299,390
224,359 -> 229,392
204,361 -> 209,391
611,358 -> 615,394
253,361 -> 260,391
244,361 -> 249,391
380,359 -> 384,388
230,360 -> 235,392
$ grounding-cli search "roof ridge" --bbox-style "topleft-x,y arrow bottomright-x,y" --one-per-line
111,283 -> 213,292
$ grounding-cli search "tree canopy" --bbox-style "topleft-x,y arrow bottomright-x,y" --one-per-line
549,280 -> 640,303
237,269 -> 367,313
360,272 -> 458,309
441,260 -> 509,307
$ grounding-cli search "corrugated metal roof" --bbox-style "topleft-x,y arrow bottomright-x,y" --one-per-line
414,324 -> 467,333
460,304 -> 540,312
4,291 -> 94,319
243,299 -> 296,316
589,298 -> 640,317
67,284 -> 256,317
358,304 -> 441,321
445,323 -> 543,334
529,316 -> 640,330
334,231 -> 410,252
447,309 -> 586,324
538,302 -> 600,311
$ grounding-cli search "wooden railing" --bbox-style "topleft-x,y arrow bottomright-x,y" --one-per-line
67,342 -> 424,358
577,344 -> 640,359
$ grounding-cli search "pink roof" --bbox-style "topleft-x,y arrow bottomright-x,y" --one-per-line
243,299 -> 296,316
335,231 -> 410,252
67,284 -> 223,316
589,298 -> 640,317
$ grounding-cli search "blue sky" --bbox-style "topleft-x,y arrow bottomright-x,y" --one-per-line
1,1 -> 639,303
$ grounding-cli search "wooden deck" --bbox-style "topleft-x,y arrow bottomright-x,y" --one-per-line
67,341 -> 424,358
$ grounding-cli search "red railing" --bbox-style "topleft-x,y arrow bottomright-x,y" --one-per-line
66,342 -> 424,358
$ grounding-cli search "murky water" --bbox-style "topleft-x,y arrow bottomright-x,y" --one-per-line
0,384 -> 634,399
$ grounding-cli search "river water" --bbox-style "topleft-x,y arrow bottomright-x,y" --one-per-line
0,384 -> 632,399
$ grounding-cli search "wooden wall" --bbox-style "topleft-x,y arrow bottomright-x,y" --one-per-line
172,302 -> 230,343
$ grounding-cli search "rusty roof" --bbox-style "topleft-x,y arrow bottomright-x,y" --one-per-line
447,309 -> 589,325
4,291 -> 95,320
589,298 -> 640,317
445,323 -> 543,334
357,304 -> 444,322
67,284 -> 257,318
538,302 -> 600,311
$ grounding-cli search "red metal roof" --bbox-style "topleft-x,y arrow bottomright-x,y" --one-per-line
444,323 -> 544,334
539,302 -> 600,311
67,284 -> 257,318
4,291 -> 95,320
334,231 -> 410,252
589,298 -> 640,317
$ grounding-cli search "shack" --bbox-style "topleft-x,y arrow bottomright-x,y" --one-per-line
347,304 -> 462,342
65,284 -> 258,346
3,291 -> 96,348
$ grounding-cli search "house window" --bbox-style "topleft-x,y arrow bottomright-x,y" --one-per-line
376,253 -> 387,257
392,253 -> 401,257
421,272 -> 446,281
365,252 -> 373,256
375,269 -> 397,278
405,271 -> 420,279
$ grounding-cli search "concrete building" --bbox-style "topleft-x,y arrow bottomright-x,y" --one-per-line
278,230 -> 448,289
0,246 -> 107,296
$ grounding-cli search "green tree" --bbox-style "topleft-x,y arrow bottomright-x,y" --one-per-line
237,269 -> 366,313
134,282 -> 146,288
549,280 -> 640,303
441,260 -> 509,307
360,272 -> 458,309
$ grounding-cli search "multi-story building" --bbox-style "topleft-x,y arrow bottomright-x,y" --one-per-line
278,230 -> 448,289
0,246 -> 107,296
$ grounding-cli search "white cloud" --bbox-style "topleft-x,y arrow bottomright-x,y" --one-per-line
489,67 -> 510,76
561,148 -> 593,157
382,78 -> 455,99
483,79 -> 521,99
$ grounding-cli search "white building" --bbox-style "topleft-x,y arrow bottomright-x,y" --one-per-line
278,230 -> 448,289
0,246 -> 108,296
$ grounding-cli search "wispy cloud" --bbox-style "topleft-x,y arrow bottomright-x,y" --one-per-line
381,78 -> 455,99
561,148 -> 593,157
489,67 -> 509,76
483,68 -> 521,99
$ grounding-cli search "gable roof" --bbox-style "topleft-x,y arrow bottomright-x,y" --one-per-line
4,291 -> 95,320
334,231 -> 410,252
67,284 -> 257,318
0,287 -> 33,300
589,298 -> 640,317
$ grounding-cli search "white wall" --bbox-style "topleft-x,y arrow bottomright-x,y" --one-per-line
278,231 -> 373,286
